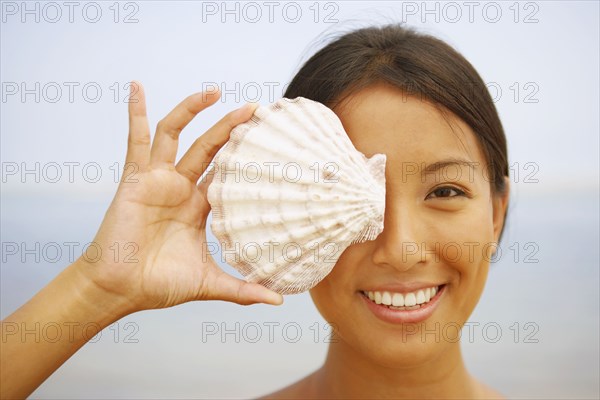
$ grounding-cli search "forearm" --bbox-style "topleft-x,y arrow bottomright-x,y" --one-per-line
1,260 -> 131,399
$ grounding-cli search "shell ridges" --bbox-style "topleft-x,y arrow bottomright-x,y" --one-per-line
207,97 -> 386,294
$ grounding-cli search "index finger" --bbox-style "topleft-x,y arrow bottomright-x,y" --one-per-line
176,102 -> 259,183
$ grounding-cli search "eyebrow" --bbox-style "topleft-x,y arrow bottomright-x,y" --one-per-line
420,158 -> 477,176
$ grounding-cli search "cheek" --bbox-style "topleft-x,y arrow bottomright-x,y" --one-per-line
434,202 -> 495,319
309,245 -> 364,325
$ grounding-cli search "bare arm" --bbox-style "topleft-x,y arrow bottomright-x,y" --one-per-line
0,261 -> 131,399
0,82 -> 283,399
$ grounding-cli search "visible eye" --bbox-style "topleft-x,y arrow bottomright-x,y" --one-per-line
427,186 -> 466,199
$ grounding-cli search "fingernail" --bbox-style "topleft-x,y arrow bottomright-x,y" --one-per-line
242,102 -> 258,111
266,292 -> 284,306
234,102 -> 259,118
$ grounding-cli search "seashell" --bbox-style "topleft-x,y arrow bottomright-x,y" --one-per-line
207,97 -> 386,294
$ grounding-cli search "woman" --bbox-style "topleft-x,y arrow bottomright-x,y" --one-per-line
1,24 -> 510,399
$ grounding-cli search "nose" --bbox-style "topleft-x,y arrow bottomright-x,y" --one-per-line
371,198 -> 427,272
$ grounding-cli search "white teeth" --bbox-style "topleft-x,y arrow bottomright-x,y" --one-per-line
404,292 -> 417,306
374,291 -> 382,304
381,292 -> 392,305
392,293 -> 404,307
365,285 -> 441,308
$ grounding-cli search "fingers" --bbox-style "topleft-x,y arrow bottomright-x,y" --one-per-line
126,81 -> 151,170
207,270 -> 284,306
150,88 -> 221,166
176,102 -> 259,182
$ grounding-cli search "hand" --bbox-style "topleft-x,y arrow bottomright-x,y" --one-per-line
76,82 -> 283,313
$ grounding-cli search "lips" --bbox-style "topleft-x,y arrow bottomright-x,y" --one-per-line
360,284 -> 446,324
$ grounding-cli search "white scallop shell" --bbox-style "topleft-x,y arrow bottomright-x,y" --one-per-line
207,97 -> 386,294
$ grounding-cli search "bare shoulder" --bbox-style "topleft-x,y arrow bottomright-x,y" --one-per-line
257,371 -> 318,399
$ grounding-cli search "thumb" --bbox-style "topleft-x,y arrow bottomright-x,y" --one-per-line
205,270 -> 284,306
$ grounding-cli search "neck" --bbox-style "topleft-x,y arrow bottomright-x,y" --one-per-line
313,339 -> 477,399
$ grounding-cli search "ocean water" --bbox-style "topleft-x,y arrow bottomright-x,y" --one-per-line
1,184 -> 598,399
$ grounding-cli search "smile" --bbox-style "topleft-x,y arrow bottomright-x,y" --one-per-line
360,285 -> 447,324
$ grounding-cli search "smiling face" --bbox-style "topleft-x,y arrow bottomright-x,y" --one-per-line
309,83 -> 509,368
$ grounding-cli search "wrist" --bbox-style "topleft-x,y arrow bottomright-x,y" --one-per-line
67,259 -> 136,327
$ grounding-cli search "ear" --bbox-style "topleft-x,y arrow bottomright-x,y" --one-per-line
492,176 -> 510,243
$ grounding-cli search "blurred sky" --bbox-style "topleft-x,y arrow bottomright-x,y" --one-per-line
1,1 -> 599,399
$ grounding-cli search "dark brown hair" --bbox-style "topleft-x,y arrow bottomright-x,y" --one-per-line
284,23 -> 509,242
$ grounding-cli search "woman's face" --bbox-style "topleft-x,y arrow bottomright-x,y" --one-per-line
309,84 -> 509,367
